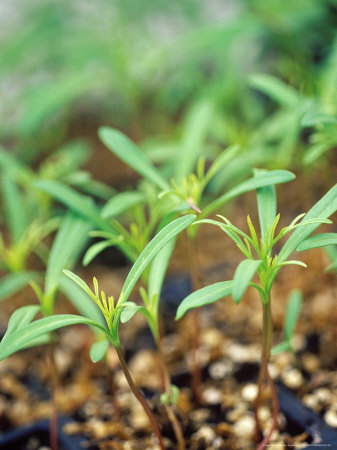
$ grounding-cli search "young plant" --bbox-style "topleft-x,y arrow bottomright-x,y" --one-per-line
99,126 -> 296,402
121,238 -> 185,450
0,214 -> 195,450
176,180 -> 337,449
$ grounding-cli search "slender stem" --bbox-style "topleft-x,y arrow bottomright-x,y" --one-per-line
156,337 -> 185,450
254,300 -> 279,449
115,345 -> 166,450
186,233 -> 203,404
48,333 -> 58,450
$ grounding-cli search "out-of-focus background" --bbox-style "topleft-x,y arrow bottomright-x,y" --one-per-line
1,0 -> 337,185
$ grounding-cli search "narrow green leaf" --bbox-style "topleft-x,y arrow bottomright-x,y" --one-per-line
118,215 -> 195,307
233,259 -> 262,304
148,238 -> 176,309
284,290 -> 303,342
201,170 -> 295,219
33,180 -> 110,232
249,74 -> 301,108
2,175 -> 27,244
276,183 -> 337,275
0,314 -> 108,360
175,99 -> 214,181
63,270 -> 94,299
45,213 -> 91,296
296,233 -> 337,252
101,191 -> 144,219
0,272 -> 41,301
99,127 -> 169,191
90,339 -> 109,363
254,169 -> 277,242
120,303 -> 150,323
59,276 -> 105,326
83,240 -> 115,266
2,305 -> 41,341
271,341 -> 291,355
176,281 -> 232,320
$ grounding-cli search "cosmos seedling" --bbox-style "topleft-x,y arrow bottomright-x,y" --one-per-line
176,180 -> 337,450
0,214 -> 195,450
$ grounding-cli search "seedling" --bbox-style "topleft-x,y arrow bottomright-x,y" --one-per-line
0,214 -> 195,450
99,126 -> 296,402
176,181 -> 337,449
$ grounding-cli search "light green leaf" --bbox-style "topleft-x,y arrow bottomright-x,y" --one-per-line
1,305 -> 41,343
59,276 -> 105,326
0,271 -> 41,301
120,303 -> 150,323
175,99 -> 214,181
99,127 -> 169,191
233,259 -> 262,304
90,339 -> 110,363
201,170 -> 295,220
148,238 -> 176,312
249,74 -> 301,109
45,213 -> 91,296
83,240 -> 117,266
2,175 -> 27,244
33,180 -> 107,230
296,233 -> 337,252
101,191 -> 144,219
276,183 -> 337,277
254,169 -> 277,242
271,341 -> 291,355
284,290 -> 303,342
118,215 -> 195,307
176,281 -> 232,320
0,314 -> 107,360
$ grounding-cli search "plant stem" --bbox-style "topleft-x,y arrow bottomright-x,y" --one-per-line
156,336 -> 185,450
254,300 -> 279,450
48,332 -> 58,450
186,233 -> 203,404
115,345 -> 166,450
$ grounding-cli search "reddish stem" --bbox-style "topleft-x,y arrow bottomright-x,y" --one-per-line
186,233 -> 203,405
115,345 -> 166,450
48,334 -> 58,450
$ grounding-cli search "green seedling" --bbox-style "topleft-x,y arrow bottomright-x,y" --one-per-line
121,238 -> 185,449
99,126 -> 296,403
0,214 -> 195,450
176,180 -> 337,450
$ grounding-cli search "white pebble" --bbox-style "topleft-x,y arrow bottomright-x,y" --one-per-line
281,368 -> 303,389
233,415 -> 255,437
325,410 -> 337,428
241,384 -> 258,402
202,387 -> 223,405
209,359 -> 233,379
